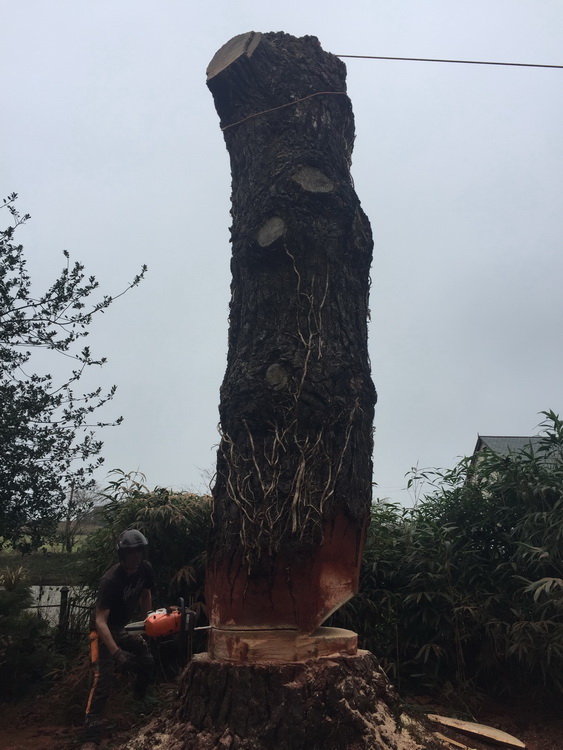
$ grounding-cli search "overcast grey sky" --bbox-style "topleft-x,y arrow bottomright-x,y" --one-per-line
2,1 -> 562,504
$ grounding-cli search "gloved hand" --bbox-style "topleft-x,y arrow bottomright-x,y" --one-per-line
113,648 -> 137,675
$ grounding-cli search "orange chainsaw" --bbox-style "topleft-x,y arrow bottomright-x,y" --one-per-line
125,597 -> 205,662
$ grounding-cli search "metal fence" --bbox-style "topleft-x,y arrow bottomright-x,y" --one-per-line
30,585 -> 92,640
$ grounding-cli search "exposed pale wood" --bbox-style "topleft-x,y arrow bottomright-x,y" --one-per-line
206,31 -> 262,80
427,715 -> 526,749
209,625 -> 357,663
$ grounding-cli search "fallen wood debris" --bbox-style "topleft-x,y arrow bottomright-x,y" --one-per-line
427,714 -> 526,749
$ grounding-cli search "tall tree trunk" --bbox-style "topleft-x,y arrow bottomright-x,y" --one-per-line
123,31 -> 436,750
206,31 -> 376,641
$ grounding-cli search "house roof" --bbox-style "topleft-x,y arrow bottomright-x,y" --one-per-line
473,435 -> 542,456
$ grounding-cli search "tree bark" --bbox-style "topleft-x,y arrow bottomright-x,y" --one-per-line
120,33 -> 439,750
118,655 -> 435,750
206,30 -> 376,636
175,653 -> 423,750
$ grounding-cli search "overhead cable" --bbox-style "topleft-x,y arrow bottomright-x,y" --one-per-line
336,55 -> 563,70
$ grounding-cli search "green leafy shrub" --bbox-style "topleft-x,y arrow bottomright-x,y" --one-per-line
0,195 -> 146,553
79,471 -> 211,612
333,410 -> 563,702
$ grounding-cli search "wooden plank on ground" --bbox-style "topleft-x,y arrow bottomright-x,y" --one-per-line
427,714 -> 526,749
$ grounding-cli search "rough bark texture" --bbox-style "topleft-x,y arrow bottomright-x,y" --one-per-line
117,658 -> 440,750
119,656 -> 437,750
206,31 -> 376,632
171,652 -> 425,750
166,33 -> 416,750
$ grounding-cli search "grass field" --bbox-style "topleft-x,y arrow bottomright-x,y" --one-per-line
0,550 -> 89,586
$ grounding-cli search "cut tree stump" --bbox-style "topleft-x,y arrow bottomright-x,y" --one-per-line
118,656 -> 441,750
174,651 -> 430,750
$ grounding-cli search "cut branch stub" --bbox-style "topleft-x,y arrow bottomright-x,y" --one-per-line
207,32 -> 376,637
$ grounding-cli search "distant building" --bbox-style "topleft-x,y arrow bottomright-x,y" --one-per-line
467,436 -> 541,485
472,436 -> 541,457
468,434 -> 561,485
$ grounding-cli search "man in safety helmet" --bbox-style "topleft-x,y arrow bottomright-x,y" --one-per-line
80,529 -> 156,749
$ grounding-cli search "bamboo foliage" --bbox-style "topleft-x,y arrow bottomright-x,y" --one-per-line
79,471 -> 211,609
332,411 -> 563,700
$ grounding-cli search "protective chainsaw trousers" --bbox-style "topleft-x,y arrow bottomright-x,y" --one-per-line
82,628 -> 154,745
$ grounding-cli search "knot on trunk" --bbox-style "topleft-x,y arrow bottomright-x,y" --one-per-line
291,166 -> 334,193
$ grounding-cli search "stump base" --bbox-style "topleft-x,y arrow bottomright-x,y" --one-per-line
172,651 -> 428,750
